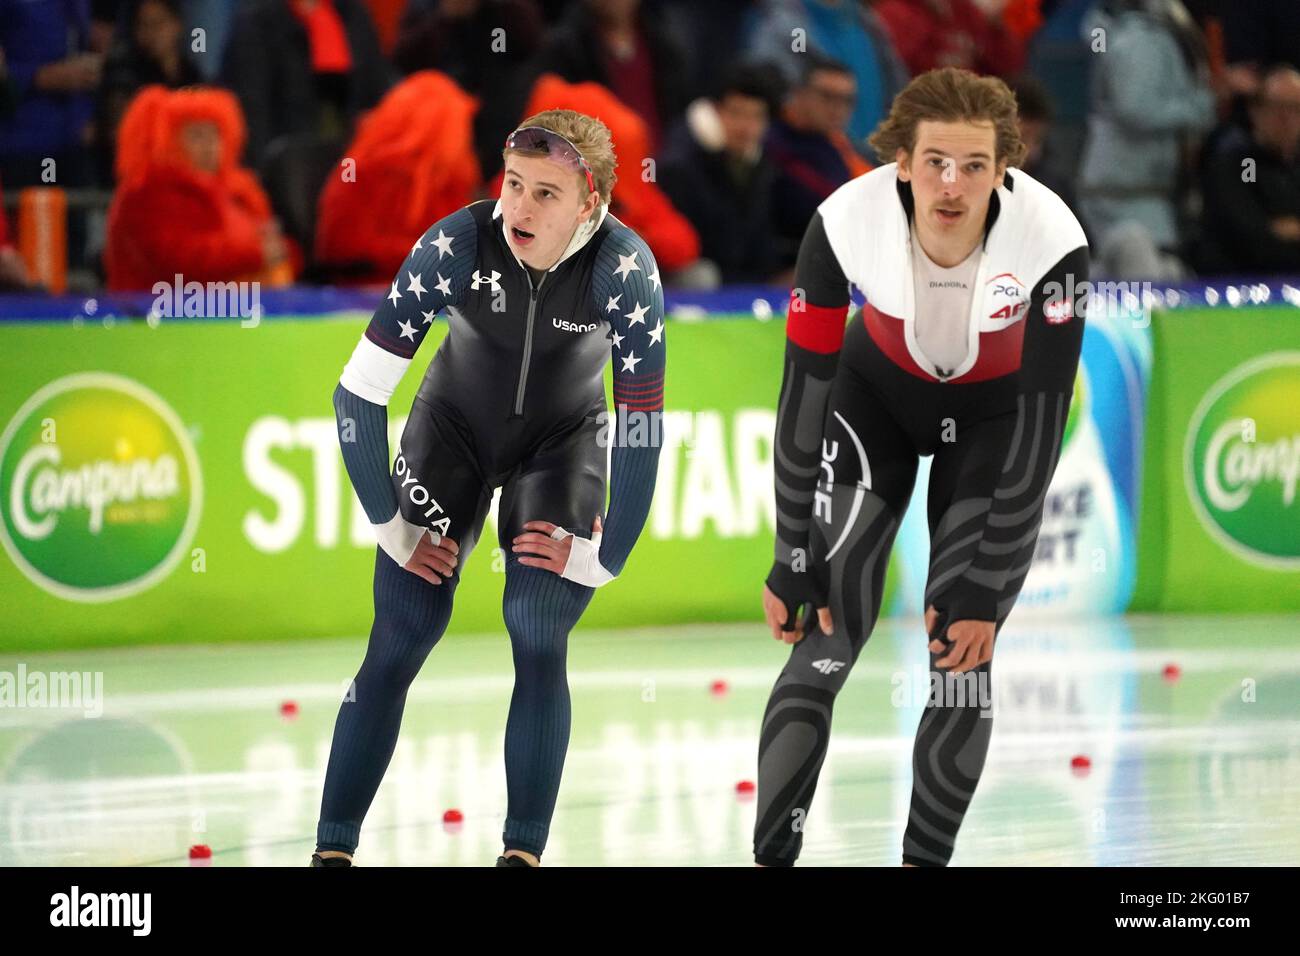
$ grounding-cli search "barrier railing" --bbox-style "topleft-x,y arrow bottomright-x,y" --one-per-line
1,278 -> 1299,323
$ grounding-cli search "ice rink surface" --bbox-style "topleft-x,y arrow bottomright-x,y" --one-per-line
1,614 -> 1296,866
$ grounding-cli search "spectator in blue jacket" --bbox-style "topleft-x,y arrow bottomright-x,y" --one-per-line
0,0 -> 103,188
1076,0 -> 1215,279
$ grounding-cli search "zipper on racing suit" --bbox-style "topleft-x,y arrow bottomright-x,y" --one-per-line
513,269 -> 547,417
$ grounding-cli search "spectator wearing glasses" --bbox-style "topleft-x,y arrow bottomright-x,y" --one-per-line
765,53 -> 873,269
746,0 -> 908,149
1197,64 -> 1300,274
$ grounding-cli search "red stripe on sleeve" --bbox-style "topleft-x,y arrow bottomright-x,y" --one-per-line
614,382 -> 664,394
786,295 -> 847,354
617,398 -> 663,412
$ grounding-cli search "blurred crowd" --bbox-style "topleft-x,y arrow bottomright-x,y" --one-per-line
0,0 -> 1297,294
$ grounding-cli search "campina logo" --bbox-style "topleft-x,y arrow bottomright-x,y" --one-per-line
1184,352 -> 1300,569
0,373 -> 203,601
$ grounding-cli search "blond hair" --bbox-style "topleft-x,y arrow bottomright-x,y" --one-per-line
868,68 -> 1026,169
503,109 -> 618,205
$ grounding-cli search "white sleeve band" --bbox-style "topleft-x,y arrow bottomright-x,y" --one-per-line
374,511 -> 432,567
556,530 -> 615,588
340,337 -> 413,407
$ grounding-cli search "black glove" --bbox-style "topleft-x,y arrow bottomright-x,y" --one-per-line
928,605 -> 953,648
766,558 -> 828,634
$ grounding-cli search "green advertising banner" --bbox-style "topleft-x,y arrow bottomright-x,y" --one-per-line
4,297 -> 1295,651
3,314 -> 890,650
1133,306 -> 1300,611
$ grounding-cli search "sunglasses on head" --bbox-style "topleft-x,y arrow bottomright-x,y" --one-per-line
504,126 -> 597,195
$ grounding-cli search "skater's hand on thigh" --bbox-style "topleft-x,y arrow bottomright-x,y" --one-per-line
513,520 -> 575,574
404,531 -> 460,585
513,518 -> 614,585
929,618 -> 994,673
763,586 -> 832,644
763,584 -> 803,643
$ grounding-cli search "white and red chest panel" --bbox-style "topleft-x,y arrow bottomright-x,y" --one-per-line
817,163 -> 1088,383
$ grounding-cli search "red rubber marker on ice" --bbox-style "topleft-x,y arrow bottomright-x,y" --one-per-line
280,700 -> 299,718
735,780 -> 755,795
1162,664 -> 1181,683
189,844 -> 212,859
1070,755 -> 1091,771
710,680 -> 728,697
443,809 -> 463,824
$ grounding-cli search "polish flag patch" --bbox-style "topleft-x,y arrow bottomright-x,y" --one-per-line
1043,298 -> 1074,324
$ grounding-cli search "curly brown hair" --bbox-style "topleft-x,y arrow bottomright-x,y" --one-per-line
503,109 -> 618,205
867,67 -> 1027,169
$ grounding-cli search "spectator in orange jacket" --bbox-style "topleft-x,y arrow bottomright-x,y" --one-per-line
105,85 -> 296,291
315,70 -> 482,284
0,172 -> 32,290
495,72 -> 702,281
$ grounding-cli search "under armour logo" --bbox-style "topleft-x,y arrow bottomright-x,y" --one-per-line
471,269 -> 502,292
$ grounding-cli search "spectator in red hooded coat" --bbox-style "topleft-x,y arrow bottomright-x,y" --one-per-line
315,70 -> 482,285
105,85 -> 297,291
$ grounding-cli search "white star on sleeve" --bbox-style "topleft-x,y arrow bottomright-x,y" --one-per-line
648,268 -> 661,292
407,271 -> 427,300
605,293 -> 622,313
625,301 -> 650,326
421,308 -> 437,325
613,250 -> 640,281
432,229 -> 455,258
611,329 -> 624,349
388,281 -> 401,306
434,272 -> 452,296
647,318 -> 663,345
398,319 -> 418,341
620,351 -> 642,372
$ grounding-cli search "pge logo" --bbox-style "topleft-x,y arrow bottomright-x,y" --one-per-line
983,273 -> 1027,329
